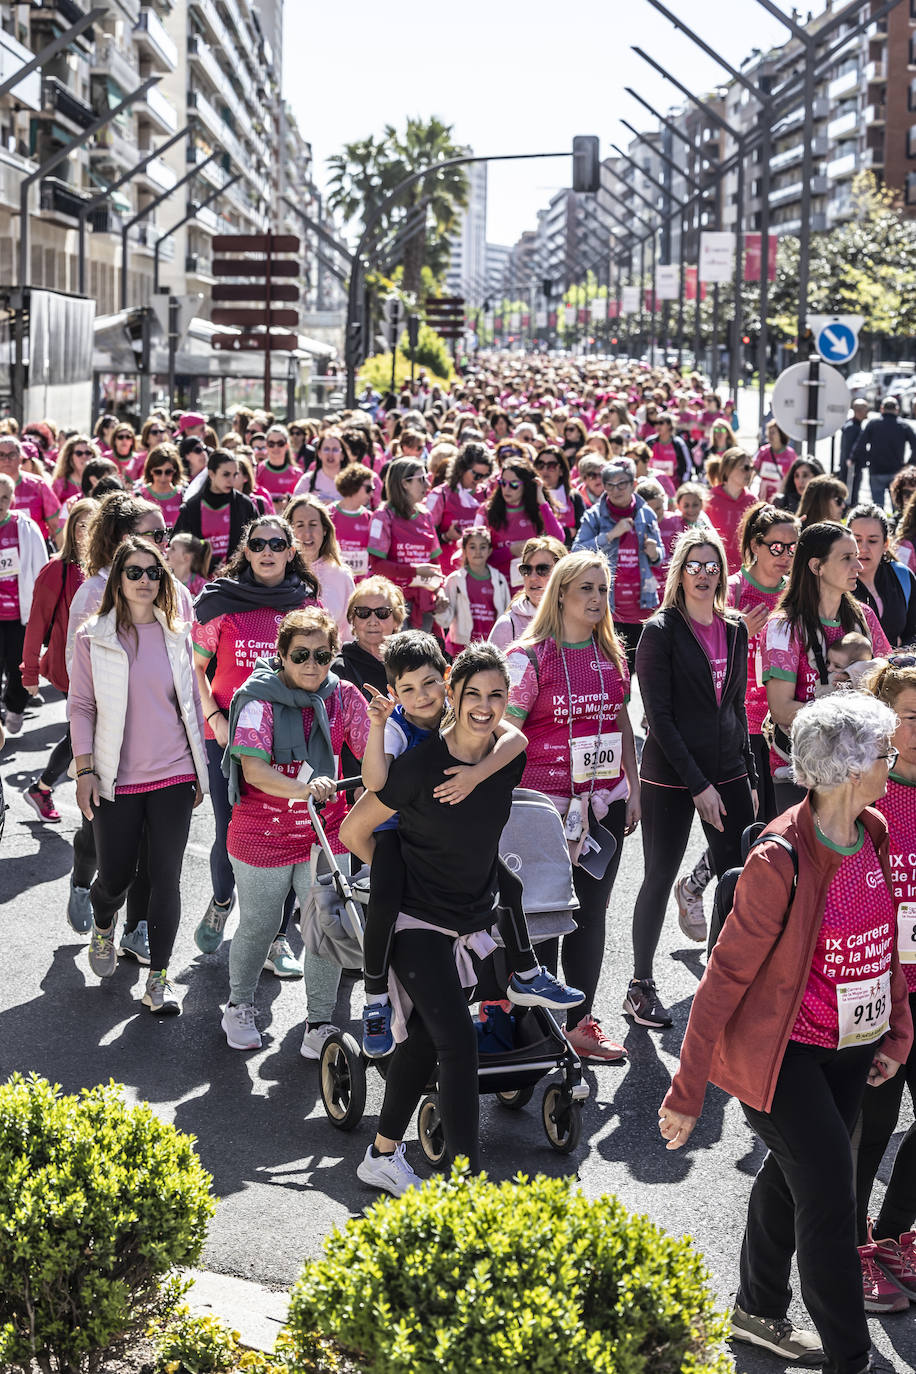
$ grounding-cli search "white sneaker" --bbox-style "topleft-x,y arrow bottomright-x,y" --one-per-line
221,1002 -> 261,1051
356,1143 -> 422,1197
674,876 -> 708,942
299,1022 -> 339,1060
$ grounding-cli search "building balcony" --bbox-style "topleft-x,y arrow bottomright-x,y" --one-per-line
91,35 -> 140,94
0,28 -> 41,111
135,84 -> 178,134
827,109 -> 859,141
187,34 -> 225,94
221,0 -> 252,48
862,146 -> 884,170
770,135 -> 828,173
31,0 -> 95,51
778,97 -> 830,134
770,180 -> 803,207
135,153 -> 176,192
775,212 -> 827,236
41,77 -> 96,131
828,67 -> 860,102
91,121 -> 139,173
827,150 -> 857,180
189,0 -> 253,102
864,59 -> 885,84
865,103 -> 886,126
185,251 -> 214,280
39,175 -> 87,223
193,204 -> 219,232
133,8 -> 178,71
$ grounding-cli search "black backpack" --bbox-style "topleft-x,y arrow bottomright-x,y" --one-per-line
708,822 -> 798,958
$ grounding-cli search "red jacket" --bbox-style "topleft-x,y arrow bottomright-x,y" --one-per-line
21,557 -> 84,693
663,798 -> 913,1118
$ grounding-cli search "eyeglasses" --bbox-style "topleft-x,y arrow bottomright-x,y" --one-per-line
880,747 -> 900,770
352,605 -> 393,621
760,540 -> 797,556
519,561 -> 557,578
143,527 -> 168,545
247,536 -> 290,553
604,478 -> 633,492
472,469 -> 491,479
535,459 -> 560,471
266,439 -> 287,448
684,560 -> 721,576
287,647 -> 333,665
888,653 -> 916,668
124,564 -> 163,582
115,433 -> 133,442
151,466 -> 177,478
499,478 -> 522,490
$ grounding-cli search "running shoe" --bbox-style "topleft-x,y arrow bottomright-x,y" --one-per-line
356,1143 -> 422,1198
263,936 -> 300,977
23,784 -> 60,823
67,878 -> 93,934
221,1002 -> 261,1051
623,979 -> 673,1028
362,1001 -> 394,1058
142,969 -> 181,1016
729,1306 -> 825,1364
564,1015 -> 628,1063
4,710 -> 23,735
507,967 -> 585,1010
118,921 -> 150,965
674,876 -> 707,942
87,920 -> 118,978
194,895 -> 233,954
859,1243 -> 910,1312
299,1023 -> 339,1060
873,1229 -> 916,1299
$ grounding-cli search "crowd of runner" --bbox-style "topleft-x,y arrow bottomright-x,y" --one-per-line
3,354 -> 916,1374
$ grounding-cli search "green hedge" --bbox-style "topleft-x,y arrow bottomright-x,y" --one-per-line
286,1164 -> 730,1374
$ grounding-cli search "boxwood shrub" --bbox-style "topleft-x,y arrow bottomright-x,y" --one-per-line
286,1163 -> 730,1374
0,1073 -> 215,1373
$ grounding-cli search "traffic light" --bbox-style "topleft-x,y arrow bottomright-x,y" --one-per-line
573,136 -> 600,194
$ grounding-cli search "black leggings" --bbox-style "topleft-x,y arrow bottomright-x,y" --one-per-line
363,831 -> 535,995
91,782 -> 195,969
854,989 -> 916,1243
739,1040 -> 874,1374
378,928 -> 480,1170
0,620 -> 26,713
631,776 -> 754,981
39,726 -> 73,789
73,811 -> 150,938
750,734 -> 777,824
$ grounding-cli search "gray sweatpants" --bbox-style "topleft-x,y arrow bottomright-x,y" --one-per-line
229,855 -> 341,1021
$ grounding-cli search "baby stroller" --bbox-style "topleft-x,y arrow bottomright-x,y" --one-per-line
301,783 -> 590,1162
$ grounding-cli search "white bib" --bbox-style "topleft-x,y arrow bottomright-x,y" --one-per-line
836,972 -> 891,1050
0,544 -> 20,579
898,902 -> 916,964
571,732 -> 622,786
342,547 -> 369,577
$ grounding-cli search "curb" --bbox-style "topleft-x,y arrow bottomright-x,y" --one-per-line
185,1269 -> 290,1353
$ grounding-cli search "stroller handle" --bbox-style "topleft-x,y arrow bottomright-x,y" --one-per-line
336,776 -> 363,792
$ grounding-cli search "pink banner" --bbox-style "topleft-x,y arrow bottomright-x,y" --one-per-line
744,234 -> 778,282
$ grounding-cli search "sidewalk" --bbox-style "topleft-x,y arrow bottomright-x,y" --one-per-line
186,1270 -> 289,1352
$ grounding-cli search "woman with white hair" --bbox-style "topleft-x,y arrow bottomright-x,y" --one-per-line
658,691 -> 913,1374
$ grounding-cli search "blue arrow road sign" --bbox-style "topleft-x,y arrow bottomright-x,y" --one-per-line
815,322 -> 857,364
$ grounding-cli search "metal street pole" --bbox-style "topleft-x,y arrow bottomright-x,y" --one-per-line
153,172 -> 241,293
0,6 -> 104,98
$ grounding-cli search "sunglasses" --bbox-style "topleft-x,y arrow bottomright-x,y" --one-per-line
888,653 -> 916,668
499,447 -> 523,459
353,605 -> 393,621
760,540 -> 797,556
472,469 -> 491,479
248,536 -> 290,553
519,561 -> 557,578
499,478 -> 522,490
115,433 -> 133,442
289,428 -> 304,436
287,647 -> 333,665
151,466 -> 177,478
72,448 -> 93,458
124,564 -> 163,582
266,439 -> 287,448
144,527 -> 168,545
147,427 -> 166,436
684,560 -> 721,576
535,459 -> 560,470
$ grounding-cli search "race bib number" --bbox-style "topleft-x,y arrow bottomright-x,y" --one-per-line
836,972 -> 891,1050
0,545 -> 20,579
897,902 -> 916,964
342,547 -> 369,577
571,732 -> 622,785
509,558 -> 522,587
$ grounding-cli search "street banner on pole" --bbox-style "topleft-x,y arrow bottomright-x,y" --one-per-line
590,297 -> 606,321
621,285 -> 640,314
607,299 -> 619,319
744,234 -> 778,282
535,309 -> 547,328
509,311 -> 520,330
699,231 -> 735,284
564,304 -> 576,326
655,264 -> 679,300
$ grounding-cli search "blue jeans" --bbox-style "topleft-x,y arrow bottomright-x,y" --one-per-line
867,469 -> 896,511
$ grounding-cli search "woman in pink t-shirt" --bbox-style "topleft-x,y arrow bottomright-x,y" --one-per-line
476,448 -> 564,589
70,538 -> 208,1014
367,457 -> 442,630
432,442 -> 492,572
754,421 -> 797,503
137,443 -> 184,530
704,448 -> 757,574
330,463 -> 374,582
51,434 -> 98,505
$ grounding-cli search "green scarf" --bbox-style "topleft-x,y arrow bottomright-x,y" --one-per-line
222,655 -> 338,805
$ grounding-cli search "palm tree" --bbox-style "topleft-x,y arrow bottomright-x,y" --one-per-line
326,117 -> 469,296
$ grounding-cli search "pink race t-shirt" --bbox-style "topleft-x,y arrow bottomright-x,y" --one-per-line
705,487 -> 756,575
435,485 -> 483,571
226,682 -> 370,866
876,774 -> 916,994
256,460 -> 301,510
330,504 -> 372,582
727,569 -> 784,734
476,504 -> 565,586
506,638 -> 630,801
13,471 -> 59,540
650,441 -> 679,497
791,826 -> 895,1048
192,607 -> 304,739
465,569 -> 497,639
200,499 -> 232,563
0,513 -> 21,620
606,498 -> 648,625
139,485 -> 182,529
688,614 -> 727,703
754,443 -> 797,502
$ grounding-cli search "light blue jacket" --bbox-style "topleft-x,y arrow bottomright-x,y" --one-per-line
572,493 -> 661,614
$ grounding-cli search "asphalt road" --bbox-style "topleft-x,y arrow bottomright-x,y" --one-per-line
2,688 -> 915,1374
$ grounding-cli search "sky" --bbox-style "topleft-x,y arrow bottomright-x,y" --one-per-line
283,0 -> 821,249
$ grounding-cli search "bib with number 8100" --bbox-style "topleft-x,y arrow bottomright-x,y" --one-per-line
571,732 -> 622,786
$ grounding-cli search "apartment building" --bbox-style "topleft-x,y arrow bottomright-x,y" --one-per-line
445,156 -> 486,306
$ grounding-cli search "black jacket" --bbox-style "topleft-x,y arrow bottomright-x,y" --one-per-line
637,605 -> 756,796
172,485 -> 259,561
332,640 -> 390,790
851,415 -> 916,475
855,558 -> 916,649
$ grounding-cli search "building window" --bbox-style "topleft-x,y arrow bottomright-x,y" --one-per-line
911,78 -> 916,112
907,173 -> 916,205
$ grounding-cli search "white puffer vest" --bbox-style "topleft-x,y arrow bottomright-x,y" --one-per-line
77,607 -> 209,801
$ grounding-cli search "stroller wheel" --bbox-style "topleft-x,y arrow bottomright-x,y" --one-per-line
417,1095 -> 448,1169
495,1085 -> 535,1111
319,1032 -> 366,1131
542,1085 -> 582,1155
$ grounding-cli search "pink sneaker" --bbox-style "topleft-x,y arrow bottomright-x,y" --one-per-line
564,1015 -> 628,1064
23,784 -> 60,823
859,1243 -> 910,1312
873,1229 -> 916,1300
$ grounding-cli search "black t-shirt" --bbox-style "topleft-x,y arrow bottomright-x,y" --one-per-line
378,732 -> 526,934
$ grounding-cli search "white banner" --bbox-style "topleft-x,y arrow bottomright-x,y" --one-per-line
655,264 -> 679,300
509,311 -> 520,330
564,304 -> 576,326
699,231 -> 736,284
535,308 -> 548,328
590,297 -> 606,321
621,285 -> 640,314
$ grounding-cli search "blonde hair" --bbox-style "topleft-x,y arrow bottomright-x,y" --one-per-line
60,497 -> 97,565
510,535 -> 568,606
661,526 -> 733,617
346,574 -> 406,627
521,550 -> 625,676
284,493 -> 343,566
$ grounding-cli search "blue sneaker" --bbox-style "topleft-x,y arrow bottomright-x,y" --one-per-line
119,921 -> 150,965
507,967 -> 585,1010
194,895 -> 232,954
362,1001 -> 394,1058
67,877 -> 93,934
